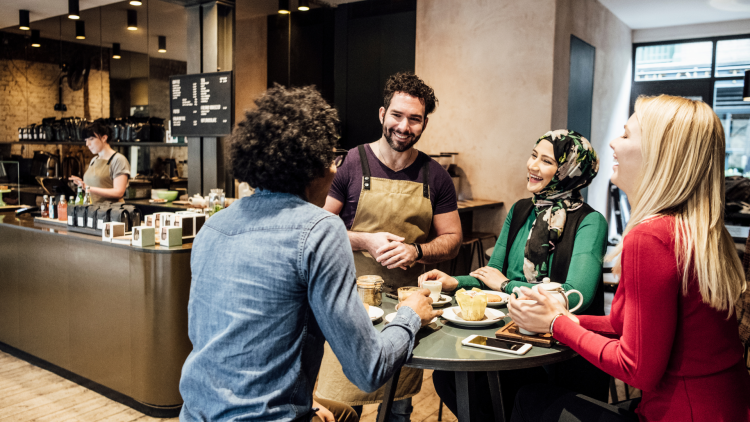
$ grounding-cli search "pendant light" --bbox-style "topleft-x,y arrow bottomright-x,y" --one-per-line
743,70 -> 750,101
68,0 -> 80,20
129,0 -> 143,5
112,43 -> 121,59
75,20 -> 85,39
298,0 -> 310,11
127,10 -> 138,30
158,36 -> 167,53
31,30 -> 41,48
278,0 -> 290,14
19,10 -> 30,31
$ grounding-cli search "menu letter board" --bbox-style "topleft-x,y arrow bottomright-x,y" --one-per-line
170,71 -> 233,137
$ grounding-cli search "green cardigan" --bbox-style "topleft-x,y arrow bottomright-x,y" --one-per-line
455,203 -> 607,312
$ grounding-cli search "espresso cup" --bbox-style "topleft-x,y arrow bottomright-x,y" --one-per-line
422,280 -> 442,302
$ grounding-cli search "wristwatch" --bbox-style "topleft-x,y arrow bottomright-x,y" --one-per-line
499,278 -> 511,292
412,243 -> 423,261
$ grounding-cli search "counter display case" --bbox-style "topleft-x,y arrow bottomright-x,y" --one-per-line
0,161 -> 21,210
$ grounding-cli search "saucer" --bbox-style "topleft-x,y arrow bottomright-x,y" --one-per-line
431,294 -> 452,307
482,291 -> 510,307
369,306 -> 384,321
441,306 -> 505,327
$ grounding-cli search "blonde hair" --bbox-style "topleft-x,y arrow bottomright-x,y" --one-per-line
607,95 -> 746,316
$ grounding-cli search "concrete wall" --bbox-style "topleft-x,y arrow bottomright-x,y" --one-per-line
415,0 -> 558,233
633,18 -> 750,43
552,0 -> 632,217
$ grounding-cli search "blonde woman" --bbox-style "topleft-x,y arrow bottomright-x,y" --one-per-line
509,95 -> 750,421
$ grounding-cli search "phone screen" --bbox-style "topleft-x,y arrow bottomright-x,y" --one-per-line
467,336 -> 524,351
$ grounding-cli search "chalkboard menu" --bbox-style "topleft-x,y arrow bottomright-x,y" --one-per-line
169,71 -> 233,137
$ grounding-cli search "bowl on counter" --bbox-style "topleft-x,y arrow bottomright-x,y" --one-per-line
155,190 -> 179,202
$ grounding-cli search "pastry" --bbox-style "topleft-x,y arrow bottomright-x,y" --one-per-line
486,293 -> 503,303
455,288 -> 488,321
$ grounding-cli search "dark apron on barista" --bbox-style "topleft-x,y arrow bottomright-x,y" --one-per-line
83,153 -> 125,204
315,145 -> 433,405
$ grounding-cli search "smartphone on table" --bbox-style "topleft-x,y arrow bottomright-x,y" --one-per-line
462,335 -> 532,355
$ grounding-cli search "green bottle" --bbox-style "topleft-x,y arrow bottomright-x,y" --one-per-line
75,186 -> 84,205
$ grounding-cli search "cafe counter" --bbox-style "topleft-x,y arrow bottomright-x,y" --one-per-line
0,212 -> 191,417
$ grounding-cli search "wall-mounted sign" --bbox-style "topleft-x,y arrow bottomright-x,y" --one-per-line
170,71 -> 233,137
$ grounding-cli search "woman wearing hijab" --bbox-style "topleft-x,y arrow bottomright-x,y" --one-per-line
420,130 -> 608,420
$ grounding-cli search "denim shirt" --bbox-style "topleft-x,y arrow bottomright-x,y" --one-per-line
179,191 -> 422,422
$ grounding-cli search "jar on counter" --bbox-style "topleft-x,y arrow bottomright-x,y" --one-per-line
356,275 -> 384,307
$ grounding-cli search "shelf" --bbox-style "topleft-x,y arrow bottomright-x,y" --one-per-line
13,141 -> 187,147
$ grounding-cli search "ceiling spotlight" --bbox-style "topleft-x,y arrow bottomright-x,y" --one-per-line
127,10 -> 138,30
31,29 -> 41,47
298,0 -> 310,11
113,43 -> 121,59
68,0 -> 80,20
129,0 -> 143,5
743,70 -> 750,101
158,36 -> 166,53
278,0 -> 290,14
76,20 -> 85,39
19,10 -> 30,31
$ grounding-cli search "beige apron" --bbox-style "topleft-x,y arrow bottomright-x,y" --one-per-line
83,153 -> 125,204
316,145 -> 433,406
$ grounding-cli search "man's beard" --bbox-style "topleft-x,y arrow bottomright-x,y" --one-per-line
383,123 -> 420,152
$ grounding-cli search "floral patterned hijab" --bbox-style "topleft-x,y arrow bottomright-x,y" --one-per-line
523,130 -> 599,282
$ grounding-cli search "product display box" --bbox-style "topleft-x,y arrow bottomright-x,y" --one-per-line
102,222 -> 125,242
159,226 -> 182,247
132,226 -> 156,247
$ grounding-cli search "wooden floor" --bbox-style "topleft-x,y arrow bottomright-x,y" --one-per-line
0,349 -> 644,422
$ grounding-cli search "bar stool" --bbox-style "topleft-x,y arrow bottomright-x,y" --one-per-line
449,232 -> 498,275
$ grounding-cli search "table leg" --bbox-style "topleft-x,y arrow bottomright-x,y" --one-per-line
377,367 -> 401,422
487,371 -> 506,422
455,371 -> 471,422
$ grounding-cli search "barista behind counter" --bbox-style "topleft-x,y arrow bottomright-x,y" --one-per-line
69,119 -> 131,203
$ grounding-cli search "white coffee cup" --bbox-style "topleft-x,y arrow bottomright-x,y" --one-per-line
512,282 -> 584,335
422,280 -> 442,302
511,299 -> 539,335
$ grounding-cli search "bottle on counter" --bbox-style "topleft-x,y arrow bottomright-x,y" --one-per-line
58,195 -> 67,221
41,195 -> 49,218
83,186 -> 92,205
75,186 -> 84,205
49,195 -> 57,220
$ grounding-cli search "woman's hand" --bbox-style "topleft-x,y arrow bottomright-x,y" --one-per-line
68,176 -> 85,189
418,269 -> 458,292
507,286 -> 579,334
469,266 -> 508,291
312,400 -> 335,422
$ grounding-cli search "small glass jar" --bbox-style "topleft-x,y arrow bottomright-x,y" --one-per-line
356,275 -> 384,307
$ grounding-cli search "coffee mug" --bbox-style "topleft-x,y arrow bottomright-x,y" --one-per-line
422,280 -> 442,301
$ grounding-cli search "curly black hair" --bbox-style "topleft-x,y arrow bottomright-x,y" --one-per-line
83,119 -> 112,142
383,72 -> 438,117
229,84 -> 339,197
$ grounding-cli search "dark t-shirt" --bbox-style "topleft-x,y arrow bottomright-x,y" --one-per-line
329,143 -> 458,229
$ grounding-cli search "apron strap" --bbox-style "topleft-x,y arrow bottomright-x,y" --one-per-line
106,152 -> 119,165
421,160 -> 430,198
358,145 -> 372,191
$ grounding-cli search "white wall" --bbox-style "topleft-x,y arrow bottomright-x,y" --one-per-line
633,18 -> 750,43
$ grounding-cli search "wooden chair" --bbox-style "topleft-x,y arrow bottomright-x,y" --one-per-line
449,232 -> 498,275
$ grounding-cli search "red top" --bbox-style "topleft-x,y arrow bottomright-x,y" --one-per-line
554,216 -> 750,422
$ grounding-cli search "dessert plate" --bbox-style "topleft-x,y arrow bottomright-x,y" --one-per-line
441,306 -> 505,327
482,291 -> 511,307
384,312 -> 438,325
431,294 -> 452,307
369,306 -> 384,322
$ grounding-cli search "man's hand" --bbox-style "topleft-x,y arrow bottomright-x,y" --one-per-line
376,242 -> 418,270
396,289 -> 442,326
363,232 -> 405,259
418,269 -> 458,292
469,266 -> 509,291
312,400 -> 335,422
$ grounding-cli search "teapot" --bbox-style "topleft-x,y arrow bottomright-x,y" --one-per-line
188,194 -> 207,208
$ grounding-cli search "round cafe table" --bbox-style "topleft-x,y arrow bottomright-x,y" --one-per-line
373,296 -> 577,422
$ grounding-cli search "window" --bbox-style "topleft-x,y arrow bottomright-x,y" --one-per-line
715,78 -> 750,176
715,38 -> 750,78
634,41 -> 713,81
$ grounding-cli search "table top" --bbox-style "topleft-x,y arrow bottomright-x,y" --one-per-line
373,297 -> 576,372
457,199 -> 503,213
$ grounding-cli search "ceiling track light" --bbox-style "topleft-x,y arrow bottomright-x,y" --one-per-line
113,43 -> 121,59
127,10 -> 138,30
743,70 -> 750,101
129,0 -> 143,5
75,20 -> 85,39
31,29 -> 41,47
298,0 -> 310,11
278,0 -> 290,14
158,36 -> 166,53
68,0 -> 80,20
19,10 -> 30,31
